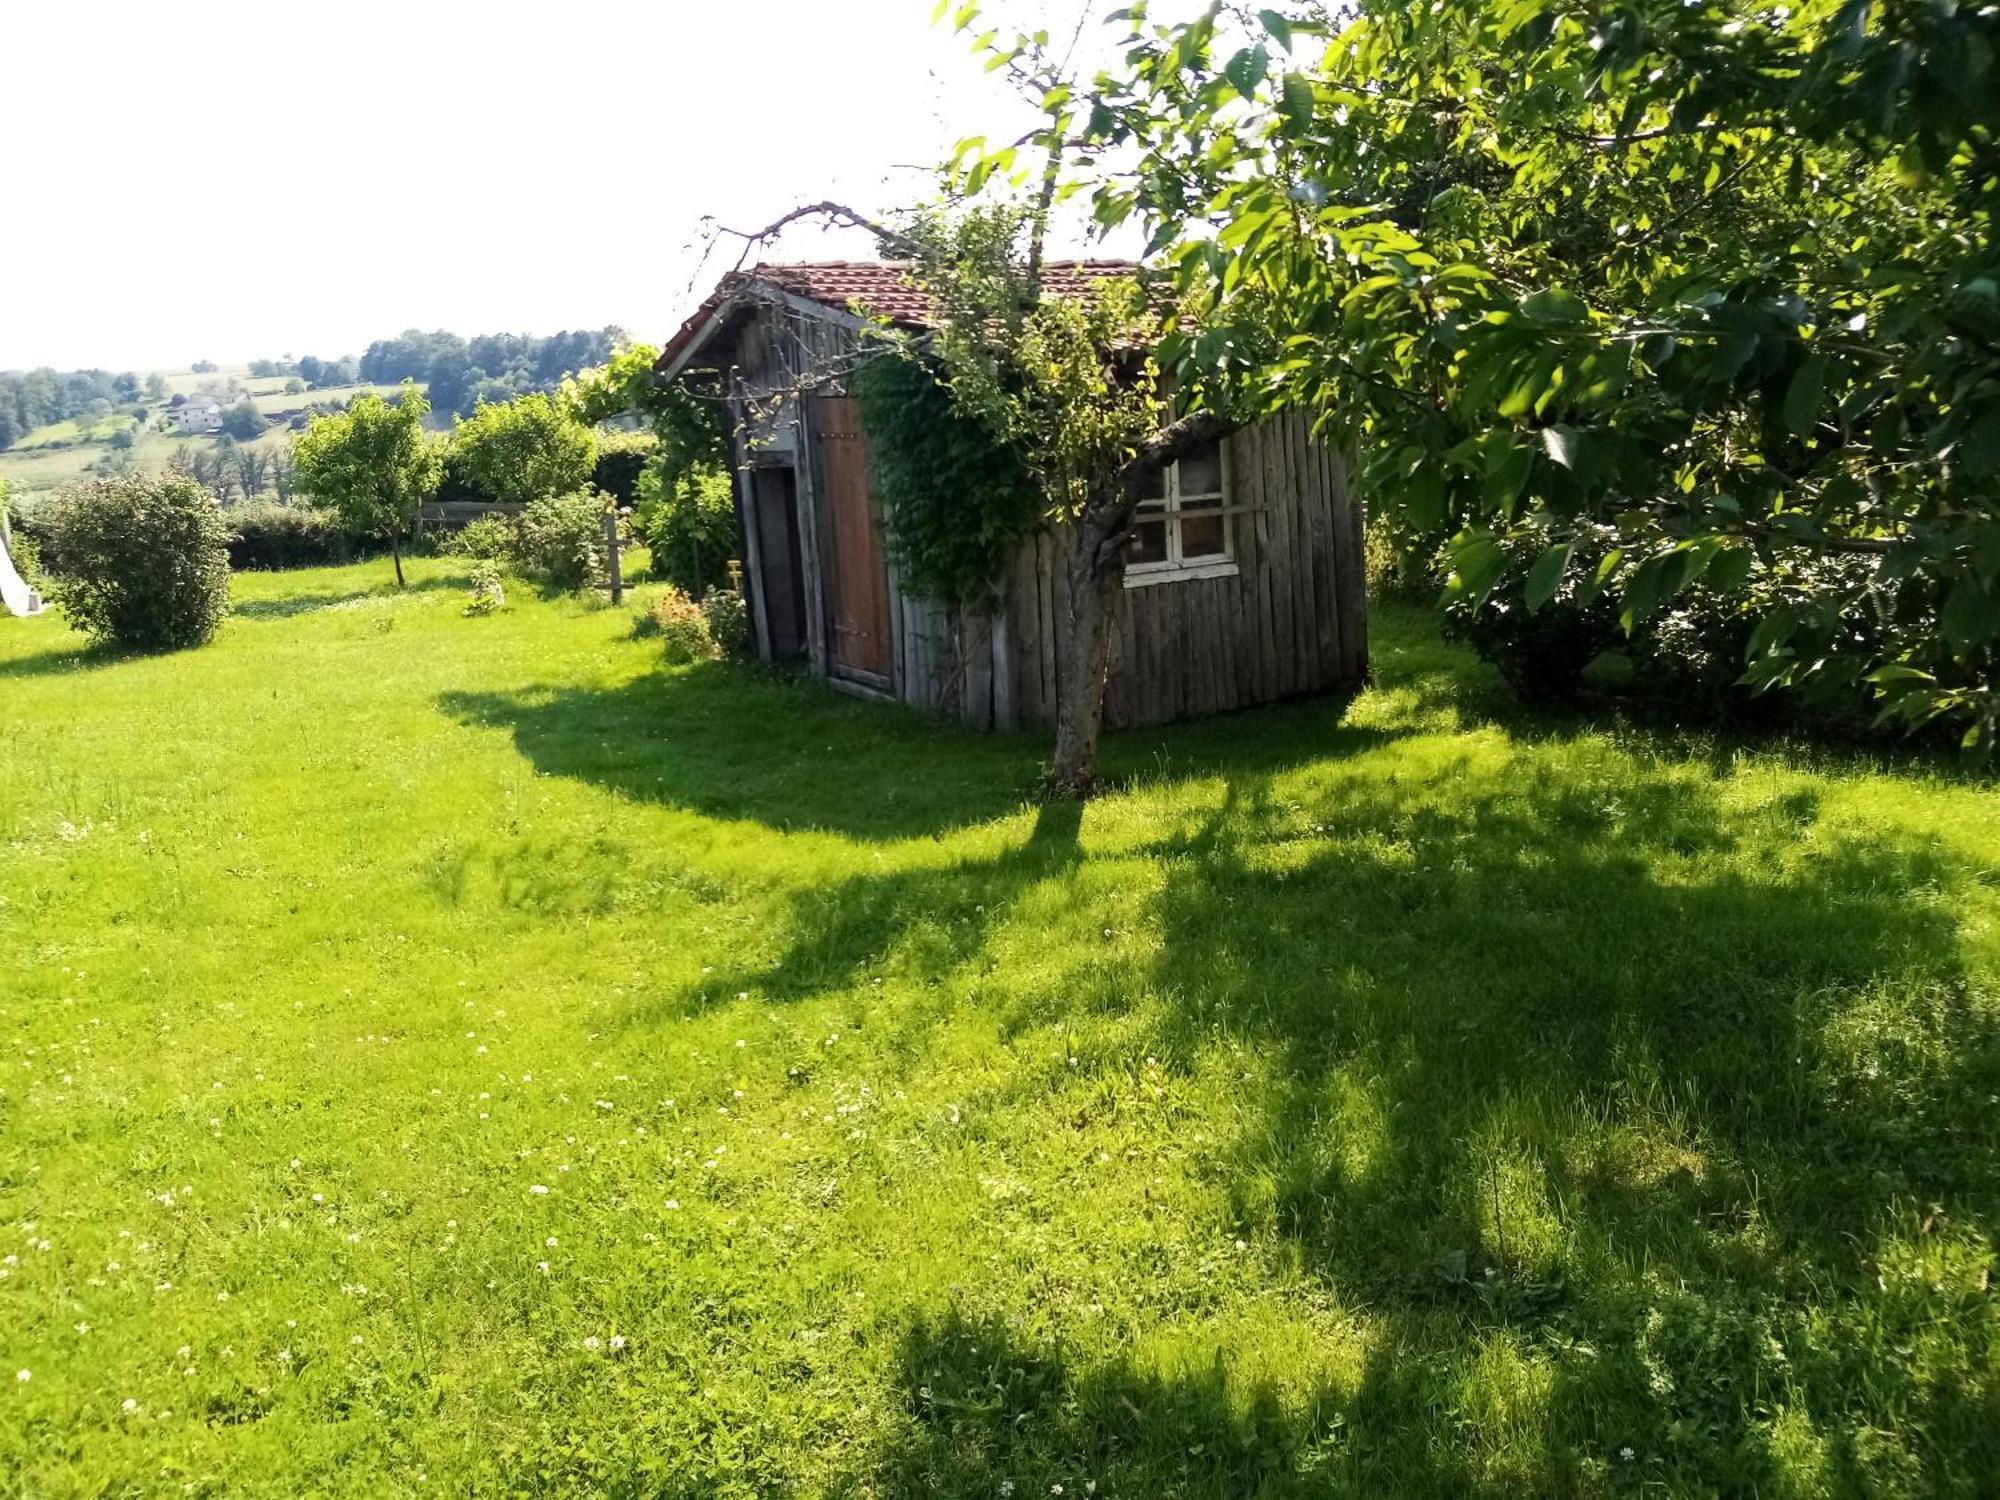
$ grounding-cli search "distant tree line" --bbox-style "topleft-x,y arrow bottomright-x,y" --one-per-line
0,368 -> 142,452
353,327 -> 624,417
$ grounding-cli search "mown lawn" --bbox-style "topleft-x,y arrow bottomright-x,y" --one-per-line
2,558 -> 1995,1498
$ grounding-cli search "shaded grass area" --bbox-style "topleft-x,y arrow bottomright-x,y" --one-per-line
1,561 -> 1995,1497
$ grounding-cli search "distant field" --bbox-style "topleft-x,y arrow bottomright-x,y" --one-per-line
0,426 -> 296,501
1,369 -> 430,501
251,381 -> 403,416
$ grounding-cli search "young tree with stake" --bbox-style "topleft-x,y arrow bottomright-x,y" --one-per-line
293,383 -> 441,586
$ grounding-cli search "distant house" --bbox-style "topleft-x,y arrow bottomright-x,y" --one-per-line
177,400 -> 225,434
655,260 -> 1367,731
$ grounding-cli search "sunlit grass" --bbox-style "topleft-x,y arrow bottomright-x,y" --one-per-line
1,559 -> 1995,1496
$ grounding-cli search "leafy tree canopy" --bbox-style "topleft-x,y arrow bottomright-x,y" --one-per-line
953,0 -> 2000,752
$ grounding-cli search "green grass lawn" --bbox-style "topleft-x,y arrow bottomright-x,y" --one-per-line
2,560 -> 1995,1497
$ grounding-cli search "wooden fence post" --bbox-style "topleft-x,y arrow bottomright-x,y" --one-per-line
604,507 -> 625,606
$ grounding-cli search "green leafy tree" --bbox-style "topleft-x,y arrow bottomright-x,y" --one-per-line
956,0 -> 2000,752
449,391 -> 597,507
293,382 -> 442,585
220,398 -> 265,441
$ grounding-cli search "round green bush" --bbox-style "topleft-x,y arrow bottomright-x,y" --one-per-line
44,474 -> 232,649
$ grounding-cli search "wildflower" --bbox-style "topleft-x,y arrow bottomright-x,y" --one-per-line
122,1397 -> 138,1412
537,1261 -> 551,1275
351,1335 -> 364,1347
1620,1447 -> 1636,1462
545,1237 -> 558,1248
581,1336 -> 602,1351
529,1185 -> 549,1195
74,1323 -> 90,1335
664,1200 -> 680,1211
277,1349 -> 292,1365
609,1334 -> 626,1352
14,1370 -> 27,1383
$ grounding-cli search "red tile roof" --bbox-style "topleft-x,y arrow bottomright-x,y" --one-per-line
657,259 -> 1143,374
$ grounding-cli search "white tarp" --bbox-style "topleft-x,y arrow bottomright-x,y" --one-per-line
0,527 -> 43,616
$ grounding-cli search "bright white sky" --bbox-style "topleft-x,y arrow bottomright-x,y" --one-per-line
2,0 -> 1138,373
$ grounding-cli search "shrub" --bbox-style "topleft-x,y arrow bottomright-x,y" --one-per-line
515,489 -> 611,592
1441,530 -> 1621,703
42,473 -> 232,648
463,561 -> 507,616
592,430 -> 658,507
635,461 -> 736,595
699,589 -> 750,659
645,586 -> 715,664
226,503 -> 361,570
446,513 -> 520,561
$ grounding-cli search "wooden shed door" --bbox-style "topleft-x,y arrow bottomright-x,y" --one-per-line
810,395 -> 892,683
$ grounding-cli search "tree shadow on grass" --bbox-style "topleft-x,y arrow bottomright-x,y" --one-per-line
654,733 -> 1991,1493
231,573 -> 458,619
1107,760 -> 1999,1493
438,670 -> 1393,844
0,638 -> 124,680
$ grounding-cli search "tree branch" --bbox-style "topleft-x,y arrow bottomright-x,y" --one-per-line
705,200 -> 924,266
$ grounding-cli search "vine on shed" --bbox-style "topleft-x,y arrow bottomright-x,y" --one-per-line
852,348 -> 1041,608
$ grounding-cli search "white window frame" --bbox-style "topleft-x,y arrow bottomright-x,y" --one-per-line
1124,439 -> 1244,588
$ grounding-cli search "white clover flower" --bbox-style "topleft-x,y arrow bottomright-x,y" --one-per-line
14,1370 -> 27,1383
581,1336 -> 602,1351
530,1184 -> 549,1195
664,1200 -> 680,1211
122,1397 -> 138,1412
608,1334 -> 626,1352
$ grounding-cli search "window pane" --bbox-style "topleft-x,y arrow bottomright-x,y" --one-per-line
1179,493 -> 1221,513
1179,513 -> 1227,559
1130,518 -> 1169,565
1176,440 -> 1223,497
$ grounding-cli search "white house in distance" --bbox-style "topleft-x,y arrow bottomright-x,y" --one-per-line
177,400 -> 225,434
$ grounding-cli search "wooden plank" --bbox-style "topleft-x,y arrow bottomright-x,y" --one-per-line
794,391 -> 827,677
731,455 -> 772,663
962,605 -> 994,730
1011,541 -> 1042,728
1258,418 -> 1300,696
1288,411 -> 1325,690
1298,426 -> 1331,689
992,592 -> 1019,731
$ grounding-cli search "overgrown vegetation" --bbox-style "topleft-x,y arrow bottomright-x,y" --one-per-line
2,558 -> 1995,1495
514,488 -> 614,593
634,464 -> 734,597
38,472 -> 231,648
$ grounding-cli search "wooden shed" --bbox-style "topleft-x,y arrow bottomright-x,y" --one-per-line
656,260 -> 1367,731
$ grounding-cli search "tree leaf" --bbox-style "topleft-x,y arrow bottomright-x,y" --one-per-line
1280,72 -> 1314,130
1259,8 -> 1294,52
1941,580 -> 1999,651
1225,44 -> 1269,101
1525,542 -> 1572,611
1782,354 -> 1827,437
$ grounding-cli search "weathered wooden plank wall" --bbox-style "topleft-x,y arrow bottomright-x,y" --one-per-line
987,413 -> 1364,731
